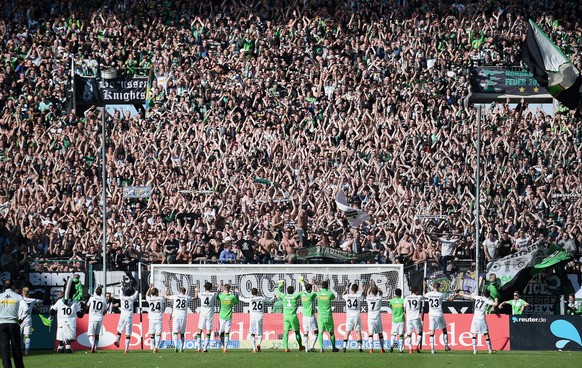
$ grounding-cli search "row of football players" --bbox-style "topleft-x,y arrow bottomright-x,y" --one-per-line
51,279 -> 497,354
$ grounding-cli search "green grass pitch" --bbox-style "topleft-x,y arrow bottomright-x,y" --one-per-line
24,349 -> 580,368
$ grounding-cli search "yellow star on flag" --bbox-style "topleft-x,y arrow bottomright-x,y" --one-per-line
533,87 -> 539,93
519,87 -> 525,93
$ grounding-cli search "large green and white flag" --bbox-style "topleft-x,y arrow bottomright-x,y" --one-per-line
522,19 -> 582,109
534,244 -> 571,269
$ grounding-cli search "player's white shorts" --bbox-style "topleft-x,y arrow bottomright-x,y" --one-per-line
345,315 -> 362,331
88,320 -> 103,336
198,315 -> 214,331
391,321 -> 405,336
172,316 -> 187,334
406,318 -> 423,335
219,319 -> 232,334
56,321 -> 77,341
20,320 -> 32,335
470,318 -> 489,335
117,316 -> 134,335
367,318 -> 383,335
302,316 -> 317,332
149,319 -> 162,335
249,317 -> 263,336
429,315 -> 446,331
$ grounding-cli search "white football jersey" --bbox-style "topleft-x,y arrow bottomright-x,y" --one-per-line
343,293 -> 364,316
198,291 -> 217,317
425,291 -> 445,317
119,291 -> 138,317
243,296 -> 272,318
147,295 -> 165,321
170,294 -> 193,318
51,299 -> 80,324
87,294 -> 107,321
470,295 -> 494,319
366,294 -> 383,320
404,294 -> 424,320
19,296 -> 42,323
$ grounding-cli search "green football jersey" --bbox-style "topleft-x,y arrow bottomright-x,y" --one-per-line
218,292 -> 239,320
300,290 -> 317,317
275,286 -> 300,317
316,289 -> 335,318
389,297 -> 405,323
509,298 -> 527,315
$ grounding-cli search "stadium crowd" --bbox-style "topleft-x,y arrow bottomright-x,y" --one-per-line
0,0 -> 581,274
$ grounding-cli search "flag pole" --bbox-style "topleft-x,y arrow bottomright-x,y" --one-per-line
475,105 -> 482,295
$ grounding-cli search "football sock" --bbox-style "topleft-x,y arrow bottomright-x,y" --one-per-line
310,332 -> 317,350
283,329 -> 289,349
296,332 -> 303,347
204,334 -> 210,350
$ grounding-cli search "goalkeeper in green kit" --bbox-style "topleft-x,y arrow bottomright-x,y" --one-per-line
275,280 -> 305,352
316,280 -> 339,352
218,284 -> 239,352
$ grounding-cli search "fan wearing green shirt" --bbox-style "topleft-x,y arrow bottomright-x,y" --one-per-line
218,284 -> 239,352
316,280 -> 340,352
388,288 -> 405,353
299,276 -> 318,352
275,280 -> 305,352
499,291 -> 530,315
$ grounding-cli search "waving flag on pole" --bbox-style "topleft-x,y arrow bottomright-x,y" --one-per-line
39,314 -> 53,331
335,191 -> 370,228
522,19 -> 582,109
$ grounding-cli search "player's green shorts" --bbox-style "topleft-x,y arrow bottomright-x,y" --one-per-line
284,316 -> 300,331
318,316 -> 334,332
